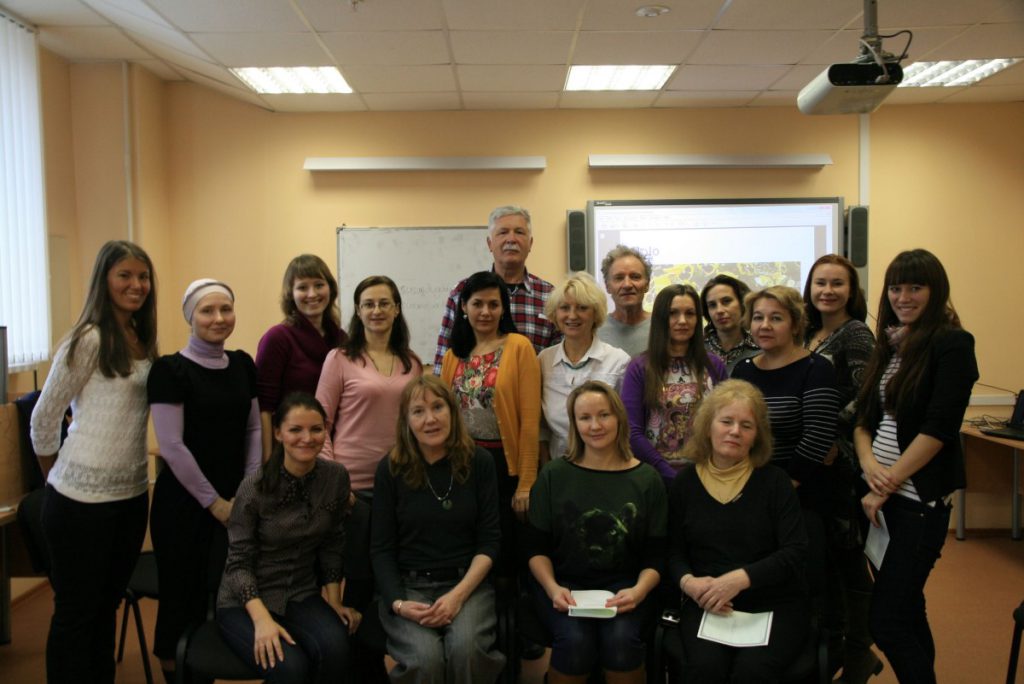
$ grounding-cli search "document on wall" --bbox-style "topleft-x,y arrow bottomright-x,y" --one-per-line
865,510 -> 890,569
568,590 -> 617,619
697,610 -> 773,647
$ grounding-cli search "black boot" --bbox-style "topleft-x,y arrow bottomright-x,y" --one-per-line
833,589 -> 883,684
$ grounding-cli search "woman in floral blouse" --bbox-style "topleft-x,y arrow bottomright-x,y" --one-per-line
441,271 -> 541,575
622,284 -> 727,484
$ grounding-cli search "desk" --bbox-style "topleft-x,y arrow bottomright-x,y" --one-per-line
958,426 -> 1022,541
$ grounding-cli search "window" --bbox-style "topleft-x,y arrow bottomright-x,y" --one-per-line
0,12 -> 49,371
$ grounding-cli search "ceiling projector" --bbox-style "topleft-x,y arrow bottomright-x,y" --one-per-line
797,62 -> 905,115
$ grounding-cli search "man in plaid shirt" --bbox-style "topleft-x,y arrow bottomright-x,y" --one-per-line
433,205 -> 561,373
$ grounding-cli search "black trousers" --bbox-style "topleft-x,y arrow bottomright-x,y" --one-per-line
42,485 -> 149,684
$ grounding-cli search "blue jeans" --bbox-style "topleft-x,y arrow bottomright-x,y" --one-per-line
217,594 -> 353,684
379,575 -> 504,684
869,494 -> 951,684
531,578 -> 654,675
42,486 -> 148,684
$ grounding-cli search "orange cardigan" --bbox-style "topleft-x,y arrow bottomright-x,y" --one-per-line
441,333 -> 541,495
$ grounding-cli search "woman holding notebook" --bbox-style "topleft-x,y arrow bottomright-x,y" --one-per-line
526,380 -> 666,684
667,380 -> 809,683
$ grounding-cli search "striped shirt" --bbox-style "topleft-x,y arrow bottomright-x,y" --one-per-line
731,354 -> 840,482
432,269 -> 560,374
870,355 -> 922,501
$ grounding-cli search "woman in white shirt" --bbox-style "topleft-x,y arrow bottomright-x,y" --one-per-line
30,240 -> 158,684
538,273 -> 630,462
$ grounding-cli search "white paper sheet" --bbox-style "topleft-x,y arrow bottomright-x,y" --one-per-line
697,610 -> 773,647
865,510 -> 890,569
568,590 -> 617,619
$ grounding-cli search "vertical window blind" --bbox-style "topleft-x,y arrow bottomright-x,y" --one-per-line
0,13 -> 49,371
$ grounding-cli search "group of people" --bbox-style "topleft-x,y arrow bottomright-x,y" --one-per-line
28,203 -> 977,684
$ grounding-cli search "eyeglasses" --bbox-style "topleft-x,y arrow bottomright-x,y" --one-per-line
359,300 -> 395,312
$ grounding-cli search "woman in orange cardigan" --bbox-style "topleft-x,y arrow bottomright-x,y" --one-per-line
441,271 -> 541,575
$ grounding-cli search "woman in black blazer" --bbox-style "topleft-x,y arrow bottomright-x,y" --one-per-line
853,249 -> 978,684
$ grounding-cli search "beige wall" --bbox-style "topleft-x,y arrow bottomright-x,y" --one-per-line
16,52 -> 1024,529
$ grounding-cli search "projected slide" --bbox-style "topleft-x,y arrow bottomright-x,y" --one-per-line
587,199 -> 842,308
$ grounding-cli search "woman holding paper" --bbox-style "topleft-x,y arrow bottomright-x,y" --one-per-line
854,249 -> 977,684
668,379 -> 808,683
526,380 -> 667,684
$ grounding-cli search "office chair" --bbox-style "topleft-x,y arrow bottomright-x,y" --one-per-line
1008,599 -> 1024,684
116,551 -> 158,684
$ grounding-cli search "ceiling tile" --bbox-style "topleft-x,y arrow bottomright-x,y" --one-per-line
296,0 -> 446,32
321,31 -> 450,65
343,64 -> 457,92
461,91 -> 560,109
362,92 -> 462,110
689,29 -> 834,65
718,0 -> 861,30
940,82 -> 1024,102
183,69 -> 272,109
581,0 -> 725,30
666,65 -> 790,90
451,31 -> 573,65
129,34 -> 241,87
133,58 -> 182,80
771,64 -> 828,90
1,0 -> 107,26
559,91 -> 659,108
260,93 -> 368,112
442,0 -> 587,31
653,90 -> 759,107
877,0 -> 1015,27
37,26 -> 150,60
573,31 -> 703,64
990,0 -> 1024,22
457,64 -> 567,91
748,91 -> 800,107
801,27 -> 965,65
929,23 -> 1024,60
83,1 -> 211,60
142,0 -> 307,32
190,33 -> 328,67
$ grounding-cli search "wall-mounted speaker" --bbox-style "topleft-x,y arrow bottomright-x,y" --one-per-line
566,210 -> 587,272
846,205 -> 868,267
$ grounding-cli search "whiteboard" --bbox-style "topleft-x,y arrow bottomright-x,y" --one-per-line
337,226 -> 491,365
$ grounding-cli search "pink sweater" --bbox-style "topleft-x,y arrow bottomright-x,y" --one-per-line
315,349 -> 422,491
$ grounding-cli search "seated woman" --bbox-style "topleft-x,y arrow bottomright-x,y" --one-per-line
217,393 -> 356,683
371,375 -> 505,683
526,380 -> 667,684
538,272 -> 630,461
669,379 -> 809,684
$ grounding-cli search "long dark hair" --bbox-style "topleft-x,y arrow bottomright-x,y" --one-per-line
67,240 -> 158,377
644,284 -> 714,409
343,275 -> 418,373
259,392 -> 329,495
449,271 -> 518,358
857,249 -> 962,425
803,254 -> 868,335
389,376 -> 476,488
279,254 -> 340,327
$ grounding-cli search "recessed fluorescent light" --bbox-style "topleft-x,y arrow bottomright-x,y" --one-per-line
898,58 -> 1021,87
565,65 -> 675,91
230,66 -> 353,94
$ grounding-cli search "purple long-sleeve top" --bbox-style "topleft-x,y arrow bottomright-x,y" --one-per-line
255,316 -> 345,413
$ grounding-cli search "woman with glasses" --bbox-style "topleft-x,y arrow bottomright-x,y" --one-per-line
315,275 -> 423,498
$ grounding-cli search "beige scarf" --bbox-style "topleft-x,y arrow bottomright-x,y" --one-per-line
697,458 -> 754,504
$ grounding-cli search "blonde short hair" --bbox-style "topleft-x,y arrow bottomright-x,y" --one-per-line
743,286 -> 807,343
682,380 -> 774,467
544,272 -> 608,331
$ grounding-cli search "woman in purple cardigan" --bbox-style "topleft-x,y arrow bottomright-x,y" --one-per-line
622,284 -> 727,483
256,255 -> 347,456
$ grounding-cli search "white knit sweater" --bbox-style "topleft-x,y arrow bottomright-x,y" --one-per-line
30,328 -> 151,503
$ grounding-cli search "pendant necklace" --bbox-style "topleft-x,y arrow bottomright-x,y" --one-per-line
426,467 -> 454,510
